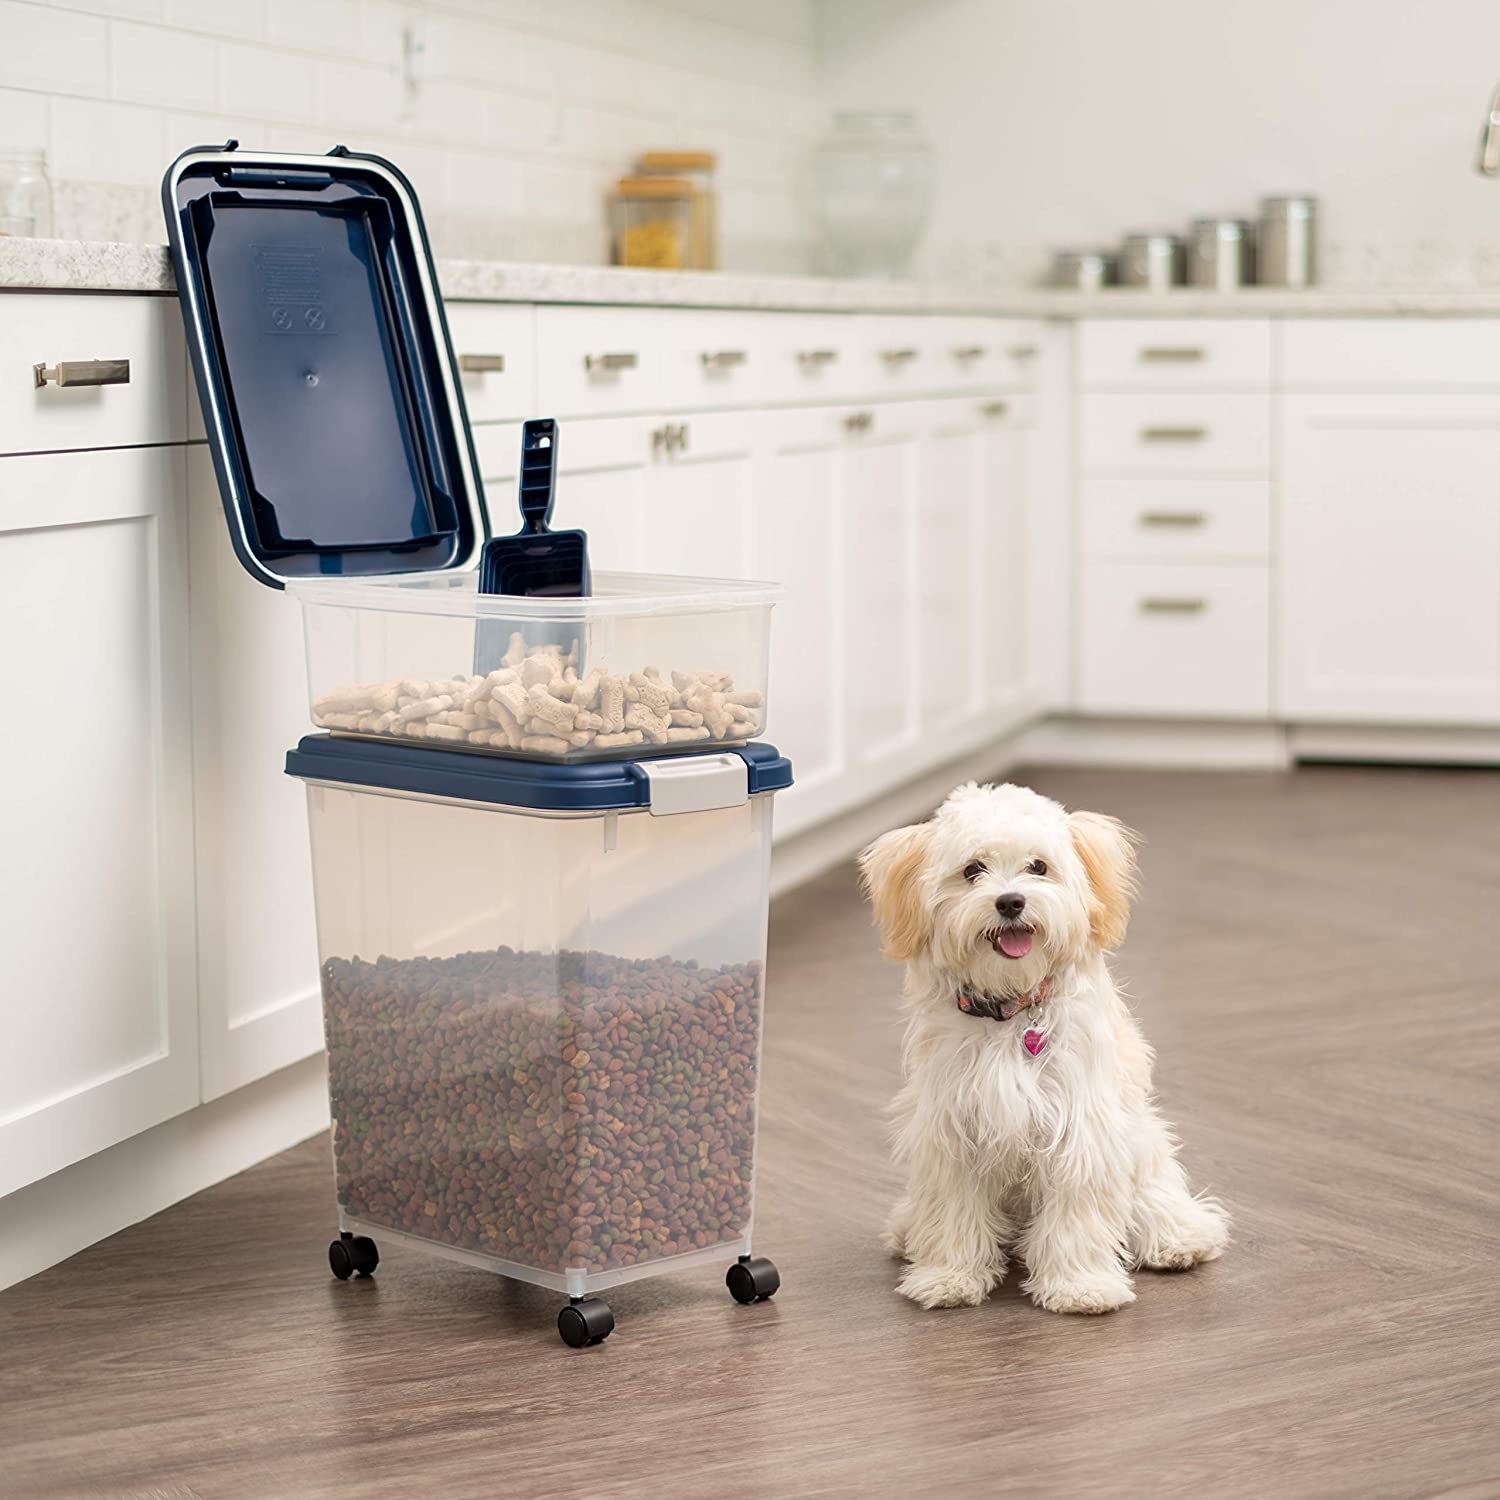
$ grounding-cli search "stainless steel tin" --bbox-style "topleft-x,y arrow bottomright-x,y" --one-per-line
1050,249 -> 1118,291
1258,195 -> 1318,287
1190,217 -> 1256,290
1120,233 -> 1186,290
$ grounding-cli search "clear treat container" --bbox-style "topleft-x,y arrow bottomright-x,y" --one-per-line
286,735 -> 791,1344
293,569 -> 780,762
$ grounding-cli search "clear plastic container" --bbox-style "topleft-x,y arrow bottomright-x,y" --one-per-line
295,743 -> 781,1301
292,570 -> 779,762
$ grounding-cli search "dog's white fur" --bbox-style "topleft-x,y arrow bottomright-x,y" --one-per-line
859,781 -> 1229,1314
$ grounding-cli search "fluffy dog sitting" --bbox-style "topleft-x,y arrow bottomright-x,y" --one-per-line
859,782 -> 1228,1314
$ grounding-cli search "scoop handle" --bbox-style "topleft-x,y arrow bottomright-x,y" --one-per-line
518,418 -> 558,533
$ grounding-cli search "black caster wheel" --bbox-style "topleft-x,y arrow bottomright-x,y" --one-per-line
726,1254 -> 780,1304
557,1297 -> 614,1348
329,1233 -> 379,1280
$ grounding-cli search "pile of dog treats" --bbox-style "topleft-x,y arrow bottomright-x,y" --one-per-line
312,633 -> 764,755
323,946 -> 762,1273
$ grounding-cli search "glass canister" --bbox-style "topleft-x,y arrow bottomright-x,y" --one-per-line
637,151 -> 717,270
812,110 -> 935,277
0,149 -> 53,237
610,177 -> 695,270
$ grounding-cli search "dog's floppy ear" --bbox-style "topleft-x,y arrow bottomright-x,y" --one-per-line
859,822 -> 934,961
1068,811 -> 1140,951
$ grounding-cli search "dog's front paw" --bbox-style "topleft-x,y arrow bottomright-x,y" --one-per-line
898,1262 -> 993,1309
879,1225 -> 908,1261
1137,1199 -> 1230,1271
1027,1267 -> 1135,1316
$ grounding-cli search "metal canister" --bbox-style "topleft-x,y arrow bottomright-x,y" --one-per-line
1050,249 -> 1118,291
1258,195 -> 1317,287
1190,217 -> 1256,290
1120,233 -> 1187,290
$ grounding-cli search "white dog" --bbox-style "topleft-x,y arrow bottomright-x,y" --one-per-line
859,781 -> 1228,1315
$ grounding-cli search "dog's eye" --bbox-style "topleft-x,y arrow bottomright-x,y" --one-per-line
963,860 -> 987,883
1026,858 -> 1048,876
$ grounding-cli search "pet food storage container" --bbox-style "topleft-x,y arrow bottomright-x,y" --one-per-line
161,144 -> 779,763
286,735 -> 791,1345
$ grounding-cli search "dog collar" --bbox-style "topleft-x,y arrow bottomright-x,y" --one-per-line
956,976 -> 1053,1055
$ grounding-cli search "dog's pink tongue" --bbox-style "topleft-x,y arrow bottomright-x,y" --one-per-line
998,928 -> 1033,959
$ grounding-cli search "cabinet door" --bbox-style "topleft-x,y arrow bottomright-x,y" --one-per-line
751,406 -> 847,825
0,447 -> 198,1194
643,412 -> 755,579
547,415 -> 655,574
1280,395 -> 1500,723
976,395 -> 1036,721
188,448 -> 323,1099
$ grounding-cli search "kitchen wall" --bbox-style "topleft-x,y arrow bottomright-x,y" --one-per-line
816,0 -> 1500,286
0,0 -> 819,270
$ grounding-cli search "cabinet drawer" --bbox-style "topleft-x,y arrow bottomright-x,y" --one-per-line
1281,319 -> 1500,388
1077,561 -> 1270,717
1081,479 -> 1269,561
1080,393 -> 1270,473
1,293 -> 187,454
1079,319 -> 1270,389
535,305 -> 670,417
444,303 -> 535,422
760,312 -> 864,403
923,316 -> 1045,392
658,308 -> 771,408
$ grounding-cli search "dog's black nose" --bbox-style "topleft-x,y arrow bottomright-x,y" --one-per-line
995,892 -> 1027,920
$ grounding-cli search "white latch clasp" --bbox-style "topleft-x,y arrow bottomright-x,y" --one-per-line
639,753 -> 749,817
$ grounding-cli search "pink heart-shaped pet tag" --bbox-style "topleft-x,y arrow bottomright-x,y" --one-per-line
1023,1028 -> 1047,1057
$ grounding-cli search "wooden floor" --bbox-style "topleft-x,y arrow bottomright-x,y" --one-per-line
3,765 -> 1498,1499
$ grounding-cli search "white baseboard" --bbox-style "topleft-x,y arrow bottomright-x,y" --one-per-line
1015,715 -> 1293,770
770,728 -> 1032,897
1288,722 -> 1500,765
0,1055 -> 329,1292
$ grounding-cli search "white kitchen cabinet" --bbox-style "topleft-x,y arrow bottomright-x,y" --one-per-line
1279,394 -> 1500,723
641,411 -> 756,579
975,395 -> 1036,723
0,446 -> 198,1195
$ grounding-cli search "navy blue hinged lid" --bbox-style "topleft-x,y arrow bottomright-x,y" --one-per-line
285,734 -> 793,813
162,141 -> 488,589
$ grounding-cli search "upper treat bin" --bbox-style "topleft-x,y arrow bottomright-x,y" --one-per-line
162,143 -> 778,761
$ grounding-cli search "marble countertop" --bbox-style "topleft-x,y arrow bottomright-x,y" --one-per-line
8,236 -> 1500,316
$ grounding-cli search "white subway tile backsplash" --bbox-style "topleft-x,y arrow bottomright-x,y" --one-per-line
316,58 -> 401,132
218,40 -> 315,121
0,83 -> 49,148
0,0 -> 109,95
266,0 -> 360,53
111,20 -> 216,110
49,95 -> 163,184
163,0 -> 265,41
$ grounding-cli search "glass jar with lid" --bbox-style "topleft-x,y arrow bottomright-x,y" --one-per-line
636,151 -> 718,270
0,149 -> 53,238
609,177 -> 696,270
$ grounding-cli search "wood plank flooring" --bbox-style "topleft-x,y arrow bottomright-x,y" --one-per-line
2,765 -> 1497,1499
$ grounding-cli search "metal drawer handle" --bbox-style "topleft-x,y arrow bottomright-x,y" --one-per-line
651,423 -> 689,455
953,345 -> 988,360
1141,425 -> 1208,442
584,351 -> 638,373
845,410 -> 874,433
1140,510 -> 1207,527
797,349 -> 838,367
880,348 -> 918,364
1007,344 -> 1039,359
1140,597 -> 1208,614
33,358 -> 131,389
980,400 -> 1010,418
700,349 -> 747,368
1139,346 -> 1206,362
457,353 -> 506,373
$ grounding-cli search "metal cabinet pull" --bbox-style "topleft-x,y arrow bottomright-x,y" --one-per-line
1140,510 -> 1207,527
674,421 -> 689,452
1007,344 -> 1039,360
797,349 -> 838,367
1139,346 -> 1205,362
980,400 -> 1009,418
1140,597 -> 1208,614
953,345 -> 988,360
457,353 -> 505,373
700,349 -> 747,368
1141,425 -> 1208,442
584,351 -> 638,373
652,423 -> 690,455
880,348 -> 918,364
33,358 -> 131,389
844,410 -> 874,433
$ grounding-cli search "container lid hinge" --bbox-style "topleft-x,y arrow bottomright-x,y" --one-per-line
638,753 -> 749,816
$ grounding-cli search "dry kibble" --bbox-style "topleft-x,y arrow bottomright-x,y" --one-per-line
310,639 -> 763,757
324,947 -> 761,1275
